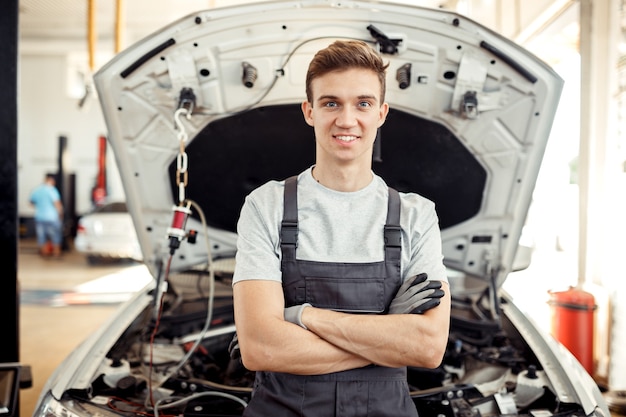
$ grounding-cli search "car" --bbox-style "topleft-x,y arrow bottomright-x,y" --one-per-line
33,1 -> 610,416
74,201 -> 143,263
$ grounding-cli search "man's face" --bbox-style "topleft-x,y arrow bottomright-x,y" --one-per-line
302,68 -> 389,168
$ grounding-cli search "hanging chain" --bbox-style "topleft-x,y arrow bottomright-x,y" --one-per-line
174,107 -> 190,204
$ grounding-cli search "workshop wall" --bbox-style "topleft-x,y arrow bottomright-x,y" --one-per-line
18,53 -> 125,218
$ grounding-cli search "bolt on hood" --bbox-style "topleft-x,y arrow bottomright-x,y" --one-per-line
94,0 -> 563,288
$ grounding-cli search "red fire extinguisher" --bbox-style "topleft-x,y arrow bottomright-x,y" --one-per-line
548,287 -> 596,374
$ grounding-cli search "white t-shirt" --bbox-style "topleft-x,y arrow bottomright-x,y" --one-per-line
233,167 -> 448,285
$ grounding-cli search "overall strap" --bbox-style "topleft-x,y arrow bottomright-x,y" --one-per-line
280,176 -> 298,261
384,188 -> 402,263
280,176 -> 402,262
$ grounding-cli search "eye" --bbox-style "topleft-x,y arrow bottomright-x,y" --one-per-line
324,101 -> 338,108
358,101 -> 372,108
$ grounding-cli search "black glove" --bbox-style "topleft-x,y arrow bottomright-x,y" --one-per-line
389,273 -> 445,315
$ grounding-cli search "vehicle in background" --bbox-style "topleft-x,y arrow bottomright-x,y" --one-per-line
74,201 -> 142,263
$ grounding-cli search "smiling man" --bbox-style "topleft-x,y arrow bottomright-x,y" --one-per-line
232,40 -> 451,416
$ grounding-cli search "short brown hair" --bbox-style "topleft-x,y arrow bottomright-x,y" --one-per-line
305,40 -> 389,104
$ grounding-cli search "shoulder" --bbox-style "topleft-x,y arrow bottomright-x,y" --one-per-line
376,178 -> 439,230
399,191 -> 436,212
239,172 -> 306,228
49,186 -> 61,199
399,191 -> 439,232
239,180 -> 284,228
247,179 -> 284,202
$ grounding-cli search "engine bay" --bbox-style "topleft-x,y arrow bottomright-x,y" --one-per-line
64,271 -> 588,417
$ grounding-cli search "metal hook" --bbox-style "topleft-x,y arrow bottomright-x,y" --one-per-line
174,107 -> 190,130
174,107 -> 190,142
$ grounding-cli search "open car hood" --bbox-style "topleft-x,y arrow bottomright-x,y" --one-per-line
94,0 -> 563,289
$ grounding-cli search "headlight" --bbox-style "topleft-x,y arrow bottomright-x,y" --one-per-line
33,393 -> 84,417
34,391 -> 130,417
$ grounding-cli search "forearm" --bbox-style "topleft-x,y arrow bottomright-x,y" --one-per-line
301,288 -> 451,369
239,316 -> 370,374
233,280 -> 370,375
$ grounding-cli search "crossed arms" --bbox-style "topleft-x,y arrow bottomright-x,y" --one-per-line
232,279 -> 451,375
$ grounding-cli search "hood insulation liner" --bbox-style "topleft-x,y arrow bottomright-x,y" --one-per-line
168,104 -> 486,232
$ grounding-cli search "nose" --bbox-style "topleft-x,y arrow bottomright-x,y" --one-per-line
335,106 -> 358,128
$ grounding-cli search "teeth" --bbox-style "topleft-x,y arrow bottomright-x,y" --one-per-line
336,135 -> 358,142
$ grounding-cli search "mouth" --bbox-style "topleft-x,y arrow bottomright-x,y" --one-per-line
334,135 -> 359,143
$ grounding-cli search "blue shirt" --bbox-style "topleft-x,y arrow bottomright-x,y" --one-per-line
30,184 -> 61,222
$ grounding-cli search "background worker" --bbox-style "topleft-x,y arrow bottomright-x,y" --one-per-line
29,173 -> 63,257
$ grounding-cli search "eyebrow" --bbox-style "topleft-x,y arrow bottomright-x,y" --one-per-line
316,94 -> 378,102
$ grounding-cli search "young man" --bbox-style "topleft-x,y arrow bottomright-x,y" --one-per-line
30,173 -> 64,257
232,40 -> 450,416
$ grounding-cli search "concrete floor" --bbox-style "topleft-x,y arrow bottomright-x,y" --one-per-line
17,239 -> 150,417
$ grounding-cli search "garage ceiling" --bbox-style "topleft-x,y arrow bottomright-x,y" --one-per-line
18,0 -> 578,66
18,0 -> 216,43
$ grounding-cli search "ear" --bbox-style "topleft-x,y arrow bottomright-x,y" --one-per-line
301,101 -> 314,127
378,102 -> 390,128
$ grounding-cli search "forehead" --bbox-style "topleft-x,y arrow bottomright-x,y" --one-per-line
310,68 -> 382,100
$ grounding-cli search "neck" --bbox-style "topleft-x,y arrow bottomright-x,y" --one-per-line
311,164 -> 373,192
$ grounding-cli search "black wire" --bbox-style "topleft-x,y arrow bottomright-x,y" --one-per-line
148,253 -> 173,409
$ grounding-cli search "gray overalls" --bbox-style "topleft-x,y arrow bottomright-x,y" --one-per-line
243,176 -> 419,417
